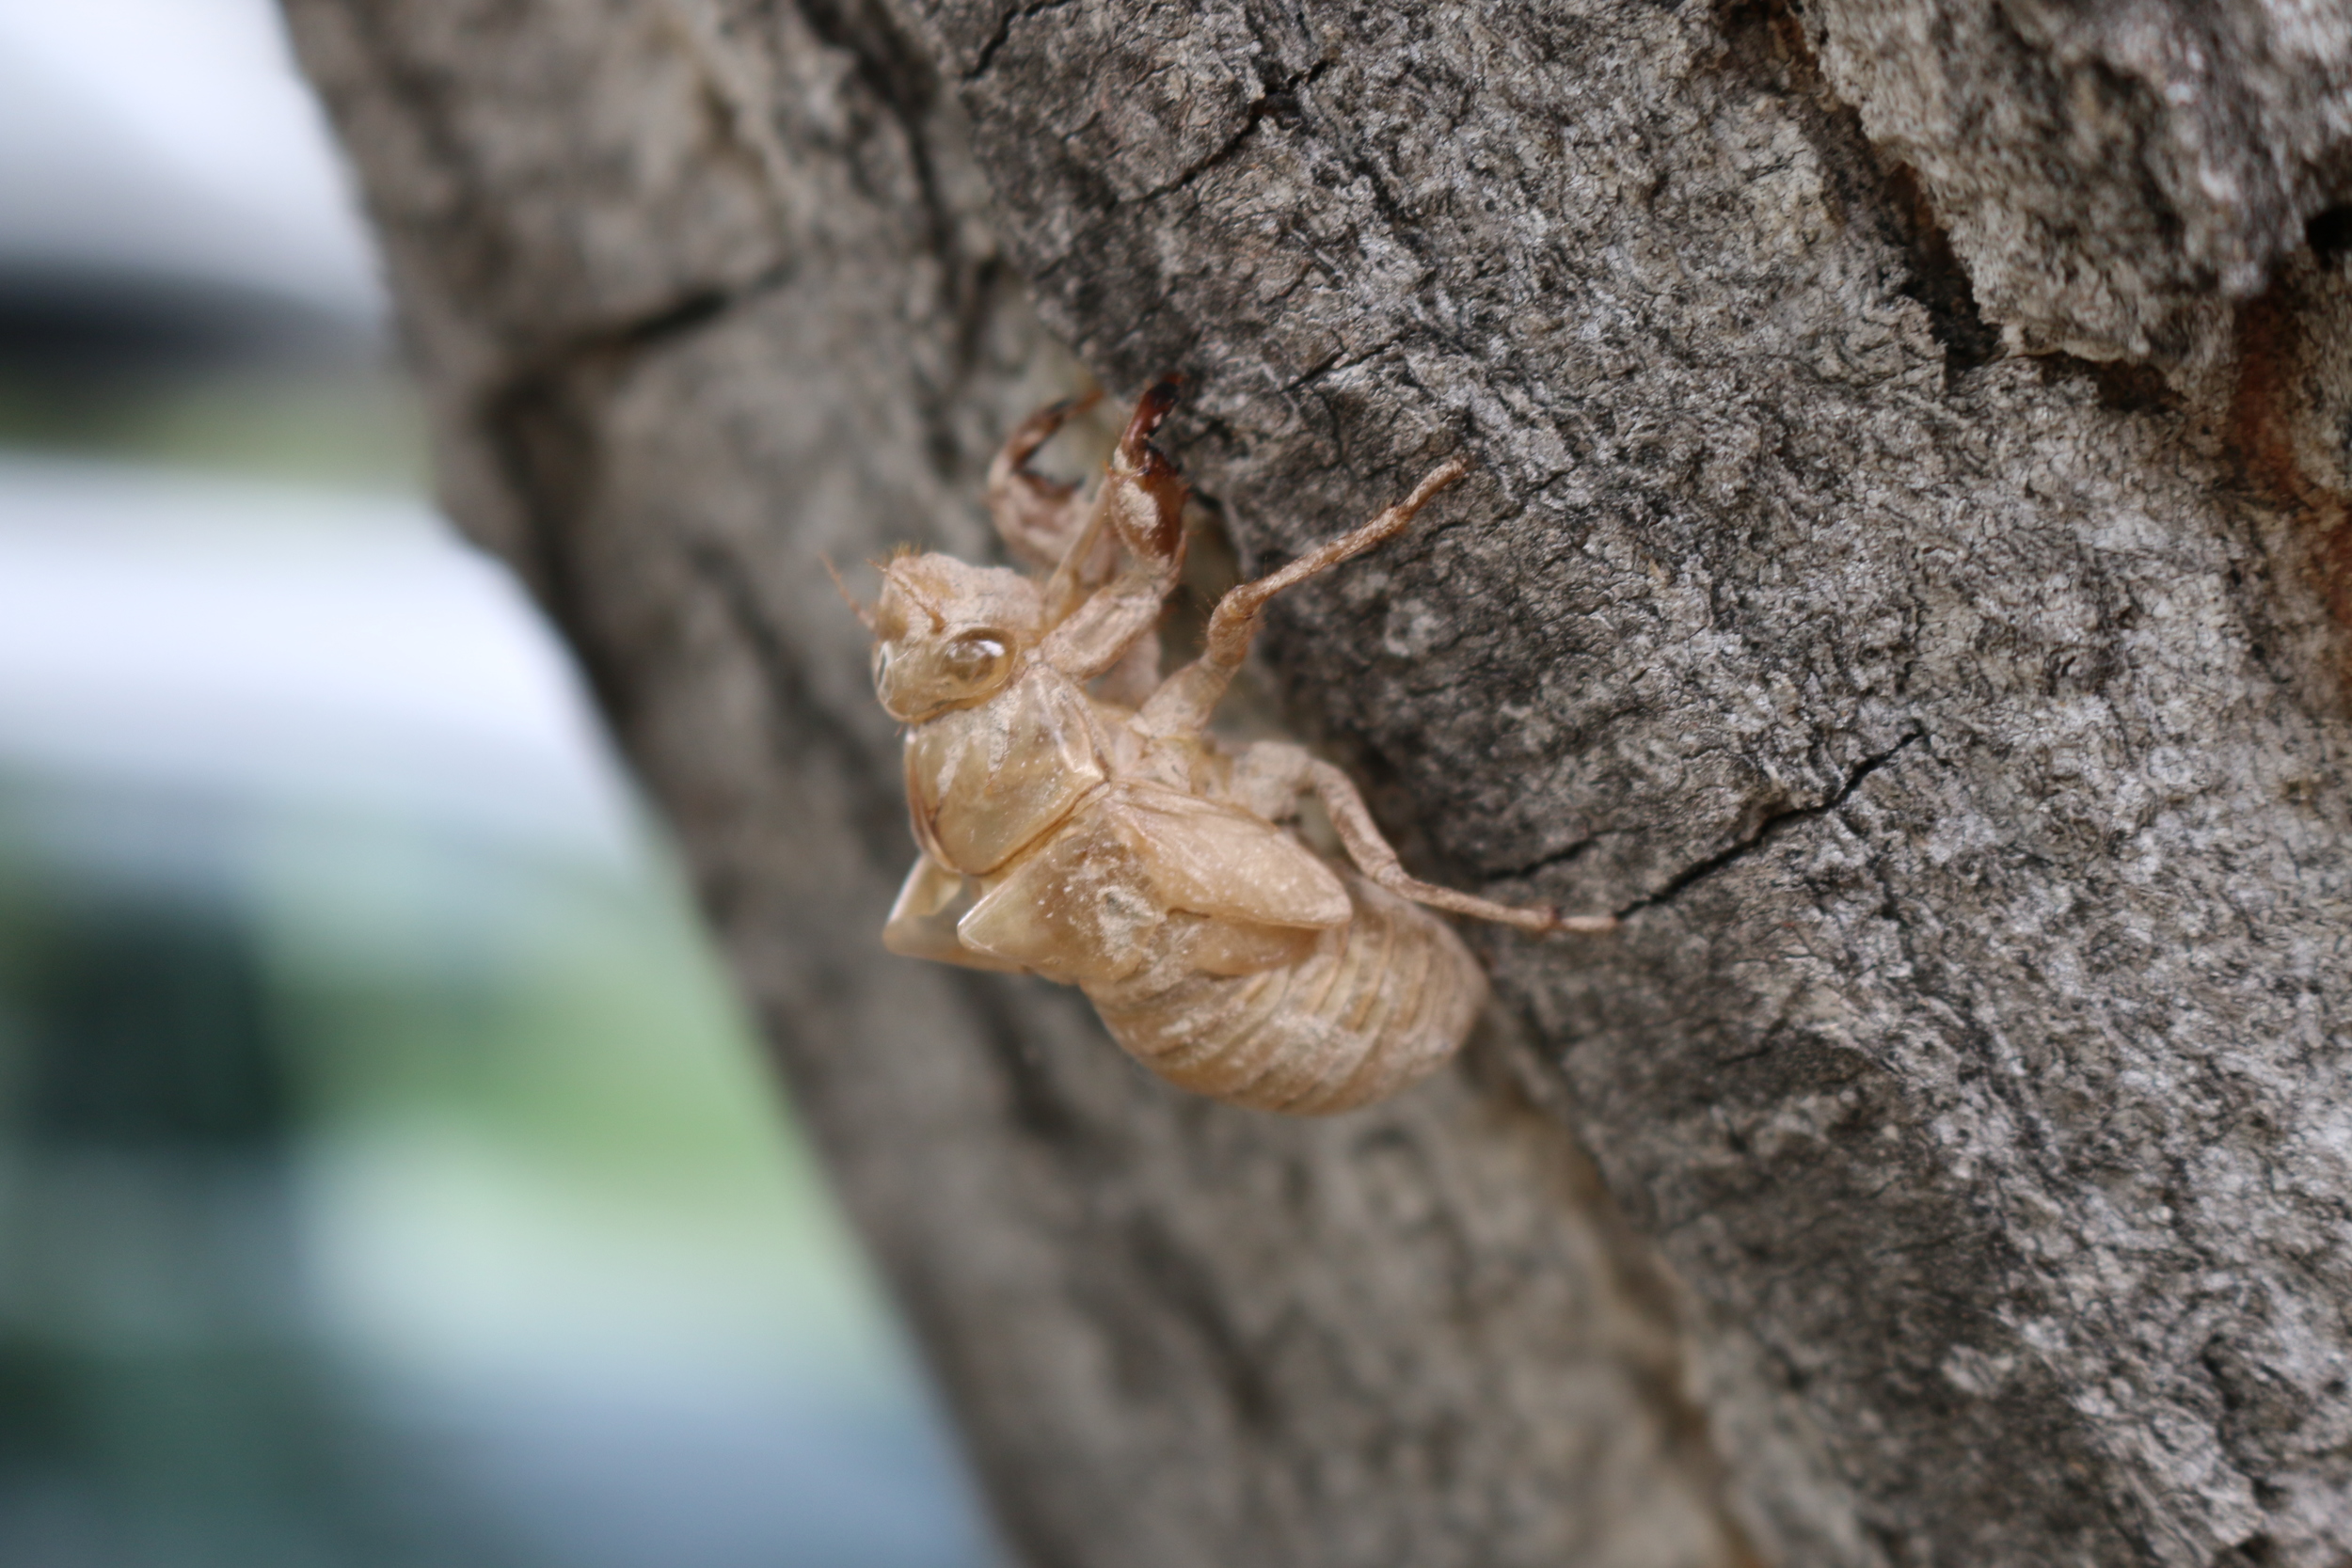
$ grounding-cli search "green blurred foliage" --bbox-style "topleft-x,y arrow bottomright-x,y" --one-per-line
0,368 -> 427,495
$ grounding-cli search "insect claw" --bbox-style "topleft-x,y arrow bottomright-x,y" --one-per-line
1120,375 -> 1182,461
1003,388 -> 1104,494
1104,377 -> 1189,562
993,388 -> 1113,569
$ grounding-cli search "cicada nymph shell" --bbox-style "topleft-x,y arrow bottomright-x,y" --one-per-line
861,382 -> 1612,1114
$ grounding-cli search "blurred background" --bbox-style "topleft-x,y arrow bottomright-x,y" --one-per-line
0,3 -> 997,1565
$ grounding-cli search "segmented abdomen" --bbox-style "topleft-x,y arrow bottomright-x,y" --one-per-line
1085,874 -> 1487,1115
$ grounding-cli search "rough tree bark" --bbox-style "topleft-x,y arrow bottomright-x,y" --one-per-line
284,2 -> 2352,1564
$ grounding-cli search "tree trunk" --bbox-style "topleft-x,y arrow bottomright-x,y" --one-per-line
282,2 -> 2352,1564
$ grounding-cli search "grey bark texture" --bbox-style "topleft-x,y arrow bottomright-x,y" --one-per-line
282,2 -> 2352,1565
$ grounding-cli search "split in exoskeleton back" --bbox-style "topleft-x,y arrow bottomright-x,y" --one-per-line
858,381 -> 1613,1114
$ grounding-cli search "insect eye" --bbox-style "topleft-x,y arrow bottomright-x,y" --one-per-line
940,631 -> 1011,688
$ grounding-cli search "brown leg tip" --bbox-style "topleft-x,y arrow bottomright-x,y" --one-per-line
1122,377 -> 1183,453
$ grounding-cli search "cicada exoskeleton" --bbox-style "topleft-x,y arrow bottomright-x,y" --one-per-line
860,383 -> 1610,1114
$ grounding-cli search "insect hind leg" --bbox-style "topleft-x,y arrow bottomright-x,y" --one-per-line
1232,742 -> 1613,936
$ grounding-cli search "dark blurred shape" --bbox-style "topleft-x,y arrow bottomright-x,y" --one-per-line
0,25 -> 376,379
0,838 -> 539,1568
13,893 -> 292,1148
0,18 -> 403,482
0,265 -> 363,380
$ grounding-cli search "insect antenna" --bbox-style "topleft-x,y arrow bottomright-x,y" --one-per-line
875,557 -> 948,631
821,555 -> 878,631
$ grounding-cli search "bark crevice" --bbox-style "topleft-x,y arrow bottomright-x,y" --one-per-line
1615,729 -> 1927,920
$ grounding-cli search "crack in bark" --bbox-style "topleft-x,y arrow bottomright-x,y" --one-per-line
964,0 -> 1080,83
787,0 -> 951,251
778,0 -> 1013,481
1615,730 -> 1926,918
1487,828 -> 1629,883
667,0 -> 1002,484
472,256 -> 800,656
1133,58 -> 1330,205
1278,333 -> 1404,394
1710,0 -> 1999,382
507,259 -> 803,390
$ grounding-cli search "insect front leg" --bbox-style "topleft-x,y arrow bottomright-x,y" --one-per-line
882,855 -> 1028,972
989,391 -> 1106,573
1137,457 -> 1469,739
1036,381 -> 1188,683
1230,741 -> 1616,936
